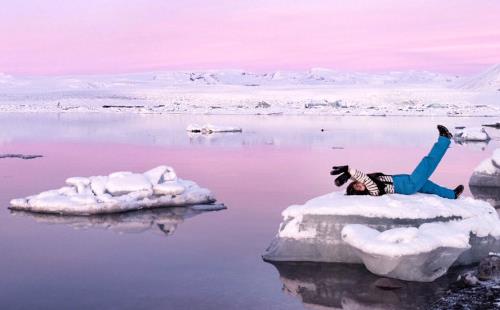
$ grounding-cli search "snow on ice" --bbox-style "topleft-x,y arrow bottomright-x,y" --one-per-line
1,65 -> 500,116
470,149 -> 500,187
263,192 -> 500,282
469,149 -> 500,207
454,127 -> 491,142
186,124 -> 242,134
9,165 -> 216,215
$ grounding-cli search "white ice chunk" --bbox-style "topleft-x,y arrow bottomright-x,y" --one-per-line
187,123 -> 242,134
282,192 -> 492,223
162,166 -> 177,182
144,165 -> 168,184
9,165 -> 217,215
341,221 -> 482,281
153,182 -> 185,195
89,176 -> 108,196
263,191 -> 500,277
342,223 -> 471,257
66,177 -> 90,193
105,173 -> 152,196
454,127 -> 491,142
470,148 -> 500,187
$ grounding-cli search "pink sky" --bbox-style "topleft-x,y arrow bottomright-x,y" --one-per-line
1,0 -> 500,75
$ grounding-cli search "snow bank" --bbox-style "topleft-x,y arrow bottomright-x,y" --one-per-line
2,67 -> 500,117
282,192 -> 491,223
186,124 -> 242,134
454,127 -> 491,142
9,165 -> 216,215
263,192 -> 500,281
470,149 -> 500,187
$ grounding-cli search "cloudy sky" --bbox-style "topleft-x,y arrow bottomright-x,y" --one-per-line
1,0 -> 499,75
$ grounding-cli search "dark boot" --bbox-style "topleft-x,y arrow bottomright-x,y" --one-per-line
437,125 -> 453,139
454,185 -> 464,199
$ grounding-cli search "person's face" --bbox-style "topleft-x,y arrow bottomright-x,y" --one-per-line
353,182 -> 366,191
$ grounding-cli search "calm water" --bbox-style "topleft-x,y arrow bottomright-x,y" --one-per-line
0,113 -> 499,310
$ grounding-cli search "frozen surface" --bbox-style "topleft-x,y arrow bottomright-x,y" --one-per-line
1,65 -> 500,116
263,192 -> 500,281
470,149 -> 500,188
454,127 -> 491,142
282,192 -> 491,222
186,124 -> 242,134
9,165 -> 216,215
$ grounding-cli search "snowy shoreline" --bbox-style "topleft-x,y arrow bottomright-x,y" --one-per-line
1,66 -> 500,117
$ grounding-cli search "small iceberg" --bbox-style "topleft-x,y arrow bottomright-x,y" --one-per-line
454,127 -> 491,142
470,149 -> 500,207
186,124 -> 242,134
10,204 -> 226,236
9,165 -> 217,215
263,192 -> 500,282
470,149 -> 500,188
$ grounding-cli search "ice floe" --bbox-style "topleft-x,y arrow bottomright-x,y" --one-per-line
263,192 -> 500,282
470,149 -> 500,187
454,127 -> 491,142
9,165 -> 216,215
186,124 -> 242,134
470,149 -> 500,207
0,154 -> 43,160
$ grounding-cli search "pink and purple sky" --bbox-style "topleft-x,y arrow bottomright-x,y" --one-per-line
1,0 -> 500,76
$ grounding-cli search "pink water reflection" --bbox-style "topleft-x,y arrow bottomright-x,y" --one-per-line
0,137 -> 492,309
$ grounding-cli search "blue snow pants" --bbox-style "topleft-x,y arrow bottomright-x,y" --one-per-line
392,136 -> 455,199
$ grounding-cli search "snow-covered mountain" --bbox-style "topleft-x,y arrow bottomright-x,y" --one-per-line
0,68 -> 465,91
458,64 -> 500,91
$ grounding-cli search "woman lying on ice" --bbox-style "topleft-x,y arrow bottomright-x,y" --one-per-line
331,125 -> 464,199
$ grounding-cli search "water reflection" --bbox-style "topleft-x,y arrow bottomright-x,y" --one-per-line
454,140 -> 490,151
266,261 -> 466,310
9,205 -> 225,236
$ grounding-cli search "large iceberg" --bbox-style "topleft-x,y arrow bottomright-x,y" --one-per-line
263,192 -> 500,282
9,165 -> 217,215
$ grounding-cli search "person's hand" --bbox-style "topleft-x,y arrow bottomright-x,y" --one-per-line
330,165 -> 348,175
335,172 -> 351,187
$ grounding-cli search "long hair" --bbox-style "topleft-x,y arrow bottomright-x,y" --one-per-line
346,181 -> 369,196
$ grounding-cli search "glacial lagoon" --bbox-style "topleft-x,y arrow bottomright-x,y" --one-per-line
1,112 -> 499,309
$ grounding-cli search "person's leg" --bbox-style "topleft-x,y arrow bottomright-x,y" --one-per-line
408,136 -> 451,192
418,180 -> 455,199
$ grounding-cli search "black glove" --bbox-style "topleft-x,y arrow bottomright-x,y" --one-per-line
335,172 -> 351,187
330,165 -> 349,175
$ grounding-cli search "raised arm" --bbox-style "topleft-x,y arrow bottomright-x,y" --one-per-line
348,168 -> 380,196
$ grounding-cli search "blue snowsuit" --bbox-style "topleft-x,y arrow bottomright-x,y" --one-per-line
393,136 -> 455,199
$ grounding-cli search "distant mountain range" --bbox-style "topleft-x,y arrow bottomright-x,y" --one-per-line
0,65 -> 499,91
